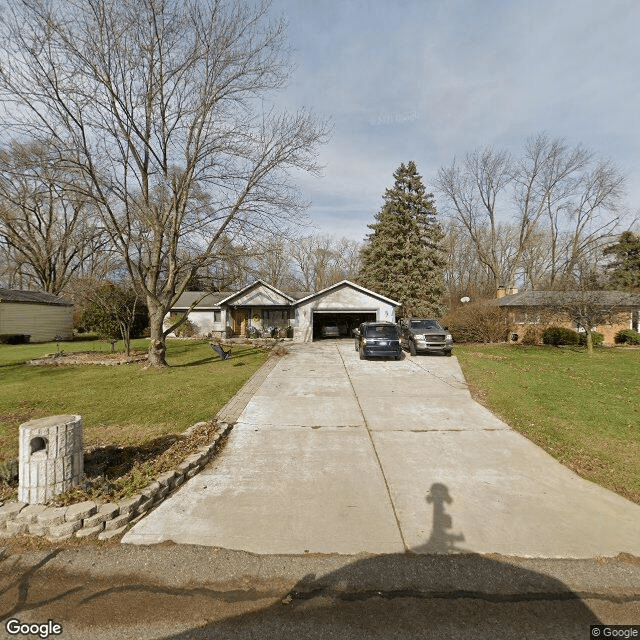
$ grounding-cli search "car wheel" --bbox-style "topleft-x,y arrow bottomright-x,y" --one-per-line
445,350 -> 452,357
409,341 -> 416,356
395,353 -> 402,361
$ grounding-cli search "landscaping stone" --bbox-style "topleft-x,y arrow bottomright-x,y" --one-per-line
117,496 -> 142,515
136,497 -> 154,515
176,460 -> 194,474
37,506 -> 67,527
6,520 -> 28,535
0,502 -> 26,523
156,471 -> 178,489
0,417 -> 232,541
47,519 -> 82,540
64,500 -> 97,523
76,522 -> 105,538
28,522 -> 48,536
98,524 -> 128,541
15,504 -> 47,523
83,503 -> 119,528
104,513 -> 131,530
154,486 -> 169,503
141,482 -> 160,500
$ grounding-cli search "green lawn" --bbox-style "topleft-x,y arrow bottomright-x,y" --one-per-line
455,344 -> 640,505
0,338 -> 269,462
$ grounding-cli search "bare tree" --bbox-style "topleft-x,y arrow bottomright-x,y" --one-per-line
0,0 -> 328,365
437,134 -> 626,292
0,140 -> 106,294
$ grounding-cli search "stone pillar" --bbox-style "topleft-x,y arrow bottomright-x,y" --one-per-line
18,415 -> 83,504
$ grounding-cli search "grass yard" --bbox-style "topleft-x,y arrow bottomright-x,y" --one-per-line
0,338 -> 269,463
455,344 -> 640,505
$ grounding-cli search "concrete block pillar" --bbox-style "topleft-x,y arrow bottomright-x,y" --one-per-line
18,415 -> 83,504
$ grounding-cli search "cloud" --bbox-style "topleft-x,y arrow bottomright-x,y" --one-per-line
271,0 -> 640,238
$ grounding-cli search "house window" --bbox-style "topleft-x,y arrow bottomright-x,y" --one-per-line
213,310 -> 221,323
262,309 -> 288,328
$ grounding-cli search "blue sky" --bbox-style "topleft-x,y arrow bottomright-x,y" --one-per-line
270,0 -> 640,240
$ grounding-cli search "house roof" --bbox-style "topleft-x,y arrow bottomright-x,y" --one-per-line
171,291 -> 230,309
0,289 -> 73,306
293,280 -> 401,307
217,280 -> 295,305
496,290 -> 640,307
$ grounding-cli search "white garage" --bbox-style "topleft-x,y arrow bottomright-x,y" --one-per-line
293,281 -> 399,342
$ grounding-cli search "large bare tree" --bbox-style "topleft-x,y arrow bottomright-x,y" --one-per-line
0,0 -> 328,365
437,134 -> 626,291
0,140 -> 106,294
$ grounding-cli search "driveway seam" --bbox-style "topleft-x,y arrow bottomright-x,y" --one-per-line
336,343 -> 409,553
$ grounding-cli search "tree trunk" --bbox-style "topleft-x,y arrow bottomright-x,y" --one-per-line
586,330 -> 593,354
148,306 -> 169,367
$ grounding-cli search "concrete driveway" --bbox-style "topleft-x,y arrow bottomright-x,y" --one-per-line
123,341 -> 640,557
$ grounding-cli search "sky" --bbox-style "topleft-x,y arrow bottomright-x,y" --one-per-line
268,0 -> 640,241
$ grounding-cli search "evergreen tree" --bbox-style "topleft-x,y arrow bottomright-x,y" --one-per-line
604,231 -> 640,291
359,161 -> 447,317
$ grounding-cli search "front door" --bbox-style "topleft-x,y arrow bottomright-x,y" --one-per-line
232,309 -> 248,336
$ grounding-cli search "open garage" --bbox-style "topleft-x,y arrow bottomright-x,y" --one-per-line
312,311 -> 376,340
294,281 -> 400,342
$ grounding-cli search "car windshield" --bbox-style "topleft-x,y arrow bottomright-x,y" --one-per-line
363,325 -> 398,339
409,320 -> 442,331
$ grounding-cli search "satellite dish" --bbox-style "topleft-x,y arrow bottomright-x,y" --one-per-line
460,296 -> 470,303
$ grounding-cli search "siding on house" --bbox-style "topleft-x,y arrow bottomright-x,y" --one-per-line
0,302 -> 74,342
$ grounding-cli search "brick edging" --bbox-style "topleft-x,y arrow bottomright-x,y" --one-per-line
0,422 -> 233,542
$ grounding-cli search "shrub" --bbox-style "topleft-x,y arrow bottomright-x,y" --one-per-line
80,284 -> 149,341
542,326 -> 580,346
578,331 -> 604,347
166,314 -> 198,337
442,301 -> 511,344
614,329 -> 640,345
0,333 -> 31,344
519,325 -> 545,346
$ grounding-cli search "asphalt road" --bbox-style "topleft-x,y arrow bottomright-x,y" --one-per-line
1,544 -> 639,639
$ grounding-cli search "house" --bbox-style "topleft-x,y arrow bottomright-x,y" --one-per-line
0,289 -> 74,342
496,290 -> 640,344
165,279 -> 400,342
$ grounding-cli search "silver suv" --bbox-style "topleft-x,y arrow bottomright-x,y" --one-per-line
398,318 -> 453,356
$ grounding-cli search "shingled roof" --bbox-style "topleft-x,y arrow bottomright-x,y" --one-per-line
0,289 -> 73,306
496,290 -> 640,307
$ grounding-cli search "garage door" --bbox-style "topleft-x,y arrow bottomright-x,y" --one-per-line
312,311 -> 377,340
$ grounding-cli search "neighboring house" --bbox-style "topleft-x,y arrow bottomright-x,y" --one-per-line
165,279 -> 400,342
0,289 -> 74,342
496,290 -> 640,344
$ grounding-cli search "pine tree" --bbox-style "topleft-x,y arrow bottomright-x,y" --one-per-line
604,231 -> 640,291
359,161 -> 447,317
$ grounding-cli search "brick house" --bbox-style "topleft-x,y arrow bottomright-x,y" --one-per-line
496,290 -> 640,345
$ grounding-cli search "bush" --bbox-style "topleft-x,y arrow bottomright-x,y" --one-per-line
519,325 -> 545,346
442,301 -> 511,344
0,333 -> 31,344
166,314 -> 198,337
80,284 -> 149,340
614,329 -> 640,345
578,331 -> 604,347
542,327 -> 580,346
